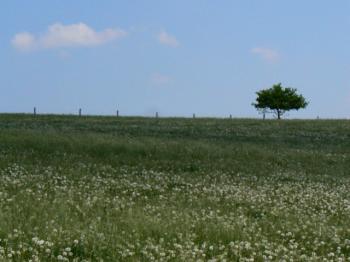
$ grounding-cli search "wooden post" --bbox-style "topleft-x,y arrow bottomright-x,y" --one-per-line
33,107 -> 36,116
79,108 -> 82,117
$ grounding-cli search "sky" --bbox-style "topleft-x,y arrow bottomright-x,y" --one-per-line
1,1 -> 350,118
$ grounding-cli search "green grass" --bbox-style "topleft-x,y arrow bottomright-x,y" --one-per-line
0,114 -> 349,261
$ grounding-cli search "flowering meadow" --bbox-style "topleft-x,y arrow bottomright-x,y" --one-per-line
0,114 -> 349,261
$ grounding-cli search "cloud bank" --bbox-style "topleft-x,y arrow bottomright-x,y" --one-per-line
12,23 -> 127,51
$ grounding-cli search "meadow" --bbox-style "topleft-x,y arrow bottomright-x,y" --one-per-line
0,114 -> 349,261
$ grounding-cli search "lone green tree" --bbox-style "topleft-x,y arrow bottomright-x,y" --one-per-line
252,83 -> 308,119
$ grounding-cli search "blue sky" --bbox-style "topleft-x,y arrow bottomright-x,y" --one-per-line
1,1 -> 350,118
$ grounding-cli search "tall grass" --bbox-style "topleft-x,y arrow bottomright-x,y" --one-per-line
0,114 -> 349,260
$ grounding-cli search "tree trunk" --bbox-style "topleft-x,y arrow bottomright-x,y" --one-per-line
277,110 -> 281,120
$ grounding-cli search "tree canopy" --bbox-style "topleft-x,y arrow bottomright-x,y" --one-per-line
252,83 -> 308,119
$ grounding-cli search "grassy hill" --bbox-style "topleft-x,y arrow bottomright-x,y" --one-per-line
0,114 -> 349,260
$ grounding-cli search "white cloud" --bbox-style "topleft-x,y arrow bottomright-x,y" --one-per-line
251,47 -> 280,63
158,31 -> 179,48
12,23 -> 127,51
12,32 -> 36,51
151,73 -> 171,85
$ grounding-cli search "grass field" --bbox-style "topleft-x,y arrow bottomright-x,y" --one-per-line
0,114 -> 350,261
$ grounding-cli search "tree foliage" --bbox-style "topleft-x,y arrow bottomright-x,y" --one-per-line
252,83 -> 308,119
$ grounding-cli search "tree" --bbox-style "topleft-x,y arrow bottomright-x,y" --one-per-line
252,83 -> 308,119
